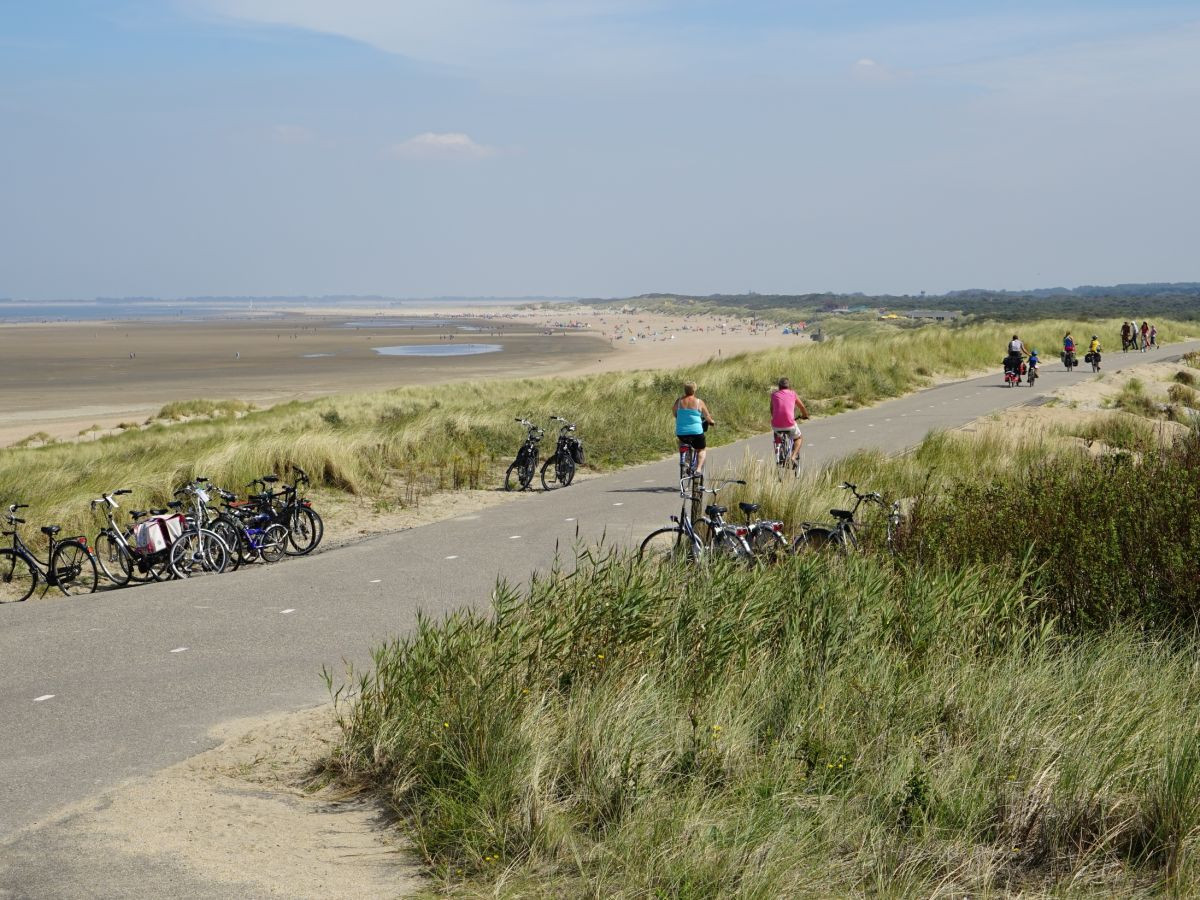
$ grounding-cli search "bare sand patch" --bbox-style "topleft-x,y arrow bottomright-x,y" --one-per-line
0,705 -> 422,898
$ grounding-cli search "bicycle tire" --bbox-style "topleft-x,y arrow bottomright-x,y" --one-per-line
169,530 -> 229,579
95,531 -> 133,586
793,526 -> 846,553
209,518 -> 244,571
520,453 -> 537,490
284,506 -> 322,555
50,541 -> 98,596
749,527 -> 789,563
712,529 -> 752,562
560,454 -> 576,486
639,527 -> 701,564
0,549 -> 36,603
504,460 -> 522,491
540,455 -> 563,491
260,524 -> 288,563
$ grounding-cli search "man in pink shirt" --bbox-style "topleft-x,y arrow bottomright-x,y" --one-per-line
770,377 -> 810,466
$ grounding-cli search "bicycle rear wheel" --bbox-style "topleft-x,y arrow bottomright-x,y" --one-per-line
793,526 -> 845,553
0,549 -> 36,602
209,518 -> 244,571
639,527 -> 701,564
260,524 -> 289,563
749,527 -> 789,563
50,541 -> 98,595
711,529 -> 753,562
95,531 -> 132,586
285,506 -> 323,555
540,455 -> 563,491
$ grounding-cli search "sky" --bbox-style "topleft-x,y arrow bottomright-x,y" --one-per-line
1,0 -> 1198,300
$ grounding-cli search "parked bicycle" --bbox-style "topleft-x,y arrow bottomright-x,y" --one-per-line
273,467 -> 323,555
0,503 -> 98,601
793,482 -> 900,553
540,417 -> 584,490
737,501 -> 790,562
169,479 -> 230,578
91,490 -> 173,584
639,475 -> 752,563
505,418 -> 544,491
207,484 -> 288,570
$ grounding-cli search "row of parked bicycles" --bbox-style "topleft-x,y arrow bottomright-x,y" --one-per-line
0,468 -> 324,603
637,443 -> 901,564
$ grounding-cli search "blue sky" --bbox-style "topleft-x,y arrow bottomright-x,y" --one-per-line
2,1 -> 1198,299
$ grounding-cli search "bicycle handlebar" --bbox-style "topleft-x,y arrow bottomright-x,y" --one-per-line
8,504 -> 28,511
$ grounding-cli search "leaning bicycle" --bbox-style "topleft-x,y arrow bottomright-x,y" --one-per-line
504,418 -> 544,491
793,482 -> 900,553
639,475 -> 752,564
541,416 -> 583,490
168,479 -> 230,578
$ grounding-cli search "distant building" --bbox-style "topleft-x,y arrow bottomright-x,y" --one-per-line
905,309 -> 962,321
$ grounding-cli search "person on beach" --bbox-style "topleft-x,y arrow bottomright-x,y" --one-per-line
770,377 -> 810,465
1121,321 -> 1132,352
1150,324 -> 1158,348
673,381 -> 715,473
1140,321 -> 1150,351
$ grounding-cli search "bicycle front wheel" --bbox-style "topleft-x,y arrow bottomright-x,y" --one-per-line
0,549 -> 36,602
504,460 -> 522,491
169,530 -> 229,579
51,541 -> 98,595
540,455 -> 563,491
95,531 -> 132,586
639,527 -> 701,564
260,524 -> 289,563
209,518 -> 243,571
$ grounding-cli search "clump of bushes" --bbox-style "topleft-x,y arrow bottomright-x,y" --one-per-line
156,398 -> 254,420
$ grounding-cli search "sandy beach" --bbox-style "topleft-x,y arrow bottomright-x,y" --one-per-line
0,303 -> 808,446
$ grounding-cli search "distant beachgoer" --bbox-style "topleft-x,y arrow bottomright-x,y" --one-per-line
235,351 -> 240,359
1121,321 -> 1132,352
1150,324 -> 1158,347
674,381 -> 715,473
1140,321 -> 1150,351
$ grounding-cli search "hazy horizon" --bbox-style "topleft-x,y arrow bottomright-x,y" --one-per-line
3,2 -> 1198,300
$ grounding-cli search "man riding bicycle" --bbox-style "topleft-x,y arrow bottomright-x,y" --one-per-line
770,377 -> 809,465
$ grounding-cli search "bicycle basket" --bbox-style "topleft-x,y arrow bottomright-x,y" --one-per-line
568,437 -> 585,465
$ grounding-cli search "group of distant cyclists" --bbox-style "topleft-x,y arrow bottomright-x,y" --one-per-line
674,320 -> 1164,473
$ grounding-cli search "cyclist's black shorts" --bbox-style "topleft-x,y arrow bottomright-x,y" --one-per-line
676,433 -> 706,451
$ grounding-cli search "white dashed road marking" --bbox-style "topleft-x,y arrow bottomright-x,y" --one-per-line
170,647 -> 188,654
509,535 -> 521,540
444,555 -> 459,560
564,517 -> 576,522
613,502 -> 624,507
280,608 -> 295,615
369,579 -> 381,583
33,694 -> 54,703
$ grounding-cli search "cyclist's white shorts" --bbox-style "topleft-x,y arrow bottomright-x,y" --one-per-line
773,426 -> 802,439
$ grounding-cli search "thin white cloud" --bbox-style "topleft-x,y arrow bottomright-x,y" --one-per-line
851,58 -> 907,83
385,132 -> 498,161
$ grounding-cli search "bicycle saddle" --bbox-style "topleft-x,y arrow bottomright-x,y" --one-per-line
167,501 -> 183,509
150,507 -> 167,515
738,502 -> 759,514
830,508 -> 854,520
129,510 -> 147,519
40,525 -> 61,536
705,505 -> 727,517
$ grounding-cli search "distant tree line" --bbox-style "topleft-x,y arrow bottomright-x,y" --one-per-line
588,283 -> 1200,322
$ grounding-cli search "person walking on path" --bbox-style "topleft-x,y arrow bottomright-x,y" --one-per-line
1121,321 -> 1133,352
770,378 -> 810,466
1150,324 -> 1158,348
673,381 -> 715,474
1140,321 -> 1150,352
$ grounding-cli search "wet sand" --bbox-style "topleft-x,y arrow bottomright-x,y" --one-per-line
0,305 -> 807,446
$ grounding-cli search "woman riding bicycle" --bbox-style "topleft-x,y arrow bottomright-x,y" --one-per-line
673,381 -> 714,474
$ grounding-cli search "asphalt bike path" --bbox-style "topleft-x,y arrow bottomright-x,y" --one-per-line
3,344 -> 1196,846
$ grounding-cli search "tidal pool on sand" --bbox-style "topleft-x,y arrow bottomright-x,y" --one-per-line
372,343 -> 502,357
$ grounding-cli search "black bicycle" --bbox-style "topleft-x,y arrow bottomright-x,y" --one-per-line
505,418 -> 544,491
540,416 -> 584,490
793,482 -> 899,553
639,472 -> 752,564
0,503 -> 98,601
271,468 -> 323,555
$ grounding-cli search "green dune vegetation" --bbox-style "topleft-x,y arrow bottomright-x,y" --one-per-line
0,318 -> 1186,546
327,405 -> 1200,896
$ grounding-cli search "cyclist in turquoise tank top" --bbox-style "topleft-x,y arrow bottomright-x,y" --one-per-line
673,381 -> 715,473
